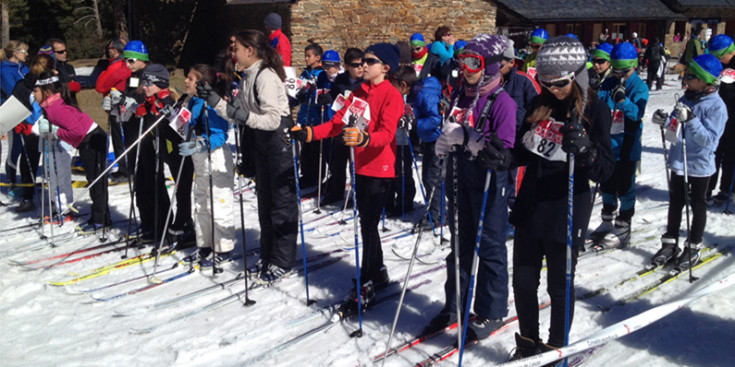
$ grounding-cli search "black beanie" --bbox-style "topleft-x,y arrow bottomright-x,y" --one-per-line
364,43 -> 400,75
142,64 -> 170,88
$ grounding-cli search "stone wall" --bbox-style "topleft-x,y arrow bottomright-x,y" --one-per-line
288,0 -> 496,69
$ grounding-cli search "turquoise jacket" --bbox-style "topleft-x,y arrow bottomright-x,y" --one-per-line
598,72 -> 648,161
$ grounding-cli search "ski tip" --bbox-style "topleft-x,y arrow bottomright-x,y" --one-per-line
148,276 -> 164,284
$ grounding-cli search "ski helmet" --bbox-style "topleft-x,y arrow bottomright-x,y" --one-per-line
610,42 -> 638,70
322,50 -> 340,65
708,34 -> 735,60
688,54 -> 723,85
530,28 -> 549,45
123,40 -> 149,61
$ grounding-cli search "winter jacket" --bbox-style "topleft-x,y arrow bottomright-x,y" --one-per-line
414,76 -> 443,142
311,79 -> 403,178
214,60 -> 291,131
682,38 -> 703,65
316,70 -> 337,119
40,93 -> 96,149
717,59 -> 735,159
188,97 -> 230,151
521,52 -> 538,74
502,68 -> 540,131
598,72 -> 648,161
1,60 -> 28,103
95,57 -> 131,95
666,92 -> 727,177
430,41 -> 454,66
330,72 -> 363,100
268,29 -> 292,67
449,83 -> 517,149
12,76 -> 43,125
510,96 -> 615,246
297,67 -> 327,126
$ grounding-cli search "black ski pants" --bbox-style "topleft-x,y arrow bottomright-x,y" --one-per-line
109,114 -> 128,176
355,174 -> 392,283
665,173 -> 709,244
19,134 -> 40,201
78,127 -> 110,225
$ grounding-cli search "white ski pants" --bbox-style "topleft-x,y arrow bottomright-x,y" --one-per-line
192,146 -> 235,253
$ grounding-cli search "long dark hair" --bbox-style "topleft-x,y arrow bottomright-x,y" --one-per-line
35,71 -> 79,111
189,63 -> 229,98
233,30 -> 286,82
526,82 -> 596,125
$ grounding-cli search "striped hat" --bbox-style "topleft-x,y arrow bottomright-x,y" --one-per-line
708,34 -> 735,60
591,42 -> 614,62
123,40 -> 149,61
410,33 -> 426,47
688,54 -> 723,85
610,42 -> 638,70
536,36 -> 589,97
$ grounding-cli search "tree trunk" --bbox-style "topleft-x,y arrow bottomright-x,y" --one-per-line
112,0 -> 128,42
1,0 -> 9,47
92,0 -> 102,40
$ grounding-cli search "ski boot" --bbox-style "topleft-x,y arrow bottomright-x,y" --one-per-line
650,236 -> 680,267
182,247 -> 212,266
421,310 -> 457,335
586,213 -> 614,248
466,316 -> 503,342
257,263 -> 292,285
675,241 -> 703,271
537,342 -> 564,367
200,251 -> 233,270
597,218 -> 630,249
246,259 -> 267,278
337,280 -> 376,318
510,333 -> 538,361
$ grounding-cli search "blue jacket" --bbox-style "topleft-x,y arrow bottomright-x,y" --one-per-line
188,97 -> 230,151
297,67 -> 328,126
1,60 -> 29,103
503,68 -> 539,131
666,92 -> 727,177
414,76 -> 443,142
598,72 -> 648,161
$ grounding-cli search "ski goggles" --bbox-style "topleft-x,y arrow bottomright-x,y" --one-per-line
538,72 -> 575,89
458,54 -> 485,73
125,58 -> 139,64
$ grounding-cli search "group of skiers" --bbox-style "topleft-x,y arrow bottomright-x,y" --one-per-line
2,17 -> 734,363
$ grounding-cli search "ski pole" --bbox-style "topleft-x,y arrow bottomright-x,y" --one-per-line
43,139 -> 55,245
563,149 -> 575,367
381,207 -> 388,232
440,181 -> 445,241
121,116 -> 141,258
401,142 -> 406,221
659,125 -> 671,188
451,148 -> 463,352
406,131 -> 437,235
62,94 -> 188,216
50,142 -> 64,226
348,143 -> 363,338
123,117 -> 145,259
458,169 -> 493,367
681,121 -> 697,283
314,105 -> 324,214
203,101 -> 219,277
233,125 -> 255,306
380,158 -> 444,367
292,136 -> 314,305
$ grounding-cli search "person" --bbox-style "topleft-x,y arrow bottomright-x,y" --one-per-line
706,34 -> 735,204
386,66 -> 418,218
296,42 -> 327,189
34,71 -> 111,235
590,42 -> 648,249
199,30 -> 298,284
643,37 -> 664,90
290,42 -> 403,312
179,64 -> 235,268
321,48 -> 364,206
47,38 -> 81,105
631,32 -> 643,49
650,54 -> 726,269
1,40 -> 30,194
430,26 -> 456,66
422,34 -> 517,342
510,36 -> 614,359
414,72 -> 444,228
674,32 -> 682,42
680,33 -> 703,87
521,28 -> 549,75
264,12 -> 291,67
599,28 -> 610,44
588,42 -> 614,90
410,33 -> 430,78
95,38 -> 132,184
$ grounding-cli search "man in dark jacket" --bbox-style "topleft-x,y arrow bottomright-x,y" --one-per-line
643,38 -> 664,90
48,38 -> 80,105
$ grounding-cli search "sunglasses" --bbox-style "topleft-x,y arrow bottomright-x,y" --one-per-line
458,54 -> 484,73
16,49 -> 27,54
348,62 -> 363,68
530,44 -> 542,50
684,73 -> 698,80
538,73 -> 575,89
125,58 -> 139,64
141,80 -> 154,87
363,58 -> 382,66
56,49 -> 67,54
612,67 -> 633,74
592,59 -> 608,65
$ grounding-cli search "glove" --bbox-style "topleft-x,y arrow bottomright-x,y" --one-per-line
651,109 -> 669,126
434,119 -> 466,157
561,122 -> 591,154
465,128 -> 485,157
317,91 -> 332,105
67,81 -> 81,93
398,115 -> 416,130
613,83 -> 626,103
588,68 -> 602,90
135,103 -> 147,118
109,89 -> 123,106
119,97 -> 137,121
14,122 -> 32,136
674,102 -> 694,122
343,126 -> 370,147
102,95 -> 111,112
295,88 -> 308,103
179,139 -> 207,156
289,125 -> 312,143
476,134 -> 512,171
196,82 -> 221,107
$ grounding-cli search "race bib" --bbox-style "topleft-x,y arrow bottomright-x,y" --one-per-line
342,97 -> 371,131
664,117 -> 680,145
448,106 -> 473,127
283,67 -> 305,98
611,109 -> 624,135
523,118 -> 566,162
526,67 -> 537,79
331,93 -> 347,112
169,107 -> 192,139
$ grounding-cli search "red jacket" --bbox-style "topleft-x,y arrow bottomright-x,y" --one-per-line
312,79 -> 403,178
268,29 -> 292,67
95,57 -> 131,95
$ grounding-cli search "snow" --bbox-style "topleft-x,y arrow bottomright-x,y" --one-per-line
1,73 -> 734,367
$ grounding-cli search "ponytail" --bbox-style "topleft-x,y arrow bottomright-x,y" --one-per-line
35,71 -> 79,111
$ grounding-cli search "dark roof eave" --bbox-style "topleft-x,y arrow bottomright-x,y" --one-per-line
528,15 -> 687,22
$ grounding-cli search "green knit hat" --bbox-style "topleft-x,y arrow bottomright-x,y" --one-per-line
591,43 -> 613,62
688,54 -> 723,85
708,34 -> 735,59
610,42 -> 638,69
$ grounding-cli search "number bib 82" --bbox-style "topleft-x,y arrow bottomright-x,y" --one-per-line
523,118 -> 566,162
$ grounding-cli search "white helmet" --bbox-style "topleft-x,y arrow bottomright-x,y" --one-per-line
632,32 -> 638,38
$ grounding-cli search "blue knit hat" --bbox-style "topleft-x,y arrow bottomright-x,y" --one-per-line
610,42 -> 638,69
592,42 -> 614,62
322,50 -> 340,65
708,34 -> 735,60
123,40 -> 149,61
365,43 -> 400,75
410,33 -> 425,47
530,28 -> 549,45
688,54 -> 723,85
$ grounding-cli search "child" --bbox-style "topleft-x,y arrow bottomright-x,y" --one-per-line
180,64 -> 235,268
650,54 -> 727,269
290,42 -> 403,313
296,42 -> 328,189
34,71 -> 111,234
521,28 -> 548,74
386,65 -> 418,218
414,73 -> 444,228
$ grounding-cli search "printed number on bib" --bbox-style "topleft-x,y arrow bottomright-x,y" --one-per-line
523,118 -> 566,162
664,117 -> 681,145
611,110 -> 624,135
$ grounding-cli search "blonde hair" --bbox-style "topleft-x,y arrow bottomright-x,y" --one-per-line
0,40 -> 29,61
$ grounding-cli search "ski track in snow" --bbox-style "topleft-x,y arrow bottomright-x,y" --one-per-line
1,74 -> 734,367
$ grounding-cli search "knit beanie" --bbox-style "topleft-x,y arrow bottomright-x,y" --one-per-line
610,42 -> 638,69
463,33 -> 508,77
410,33 -> 426,47
38,45 -> 54,56
365,43 -> 400,75
708,34 -> 735,60
123,40 -> 149,61
109,39 -> 127,53
688,54 -> 723,85
142,64 -> 169,88
536,36 -> 589,97
454,40 -> 467,57
264,12 -> 282,30
530,28 -> 549,45
591,42 -> 613,62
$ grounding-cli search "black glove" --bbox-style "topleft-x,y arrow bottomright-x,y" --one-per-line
317,92 -> 332,106
295,88 -> 308,103
651,109 -> 668,126
476,134 -> 512,171
613,83 -> 626,103
196,82 -> 221,107
398,115 -> 416,130
561,122 -> 591,154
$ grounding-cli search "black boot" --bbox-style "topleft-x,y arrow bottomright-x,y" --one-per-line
421,310 -> 457,335
651,236 -> 680,266
675,241 -> 703,270
510,333 -> 537,360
